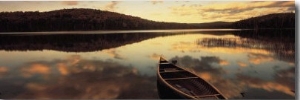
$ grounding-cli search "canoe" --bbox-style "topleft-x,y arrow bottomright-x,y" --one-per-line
157,57 -> 226,99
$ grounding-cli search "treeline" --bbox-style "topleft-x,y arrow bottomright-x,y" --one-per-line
0,8 -> 296,32
233,29 -> 295,42
0,8 -> 197,32
232,13 -> 295,29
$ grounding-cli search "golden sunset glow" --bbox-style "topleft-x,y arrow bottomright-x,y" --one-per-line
57,63 -> 69,75
198,72 -> 213,81
26,83 -> 47,91
0,66 -> 8,78
103,49 -> 126,60
0,30 -> 295,99
194,70 -> 295,98
248,54 -> 274,65
237,61 -> 248,67
8,55 -> 161,99
0,66 -> 7,73
219,60 -> 229,66
21,63 -> 50,77
148,53 -> 161,60
0,1 -> 295,23
68,55 -> 81,65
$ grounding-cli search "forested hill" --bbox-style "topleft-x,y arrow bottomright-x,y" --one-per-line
232,13 -> 295,29
0,8 -> 198,32
0,8 -> 295,32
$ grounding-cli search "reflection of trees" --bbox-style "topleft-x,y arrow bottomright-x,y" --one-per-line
0,55 -> 158,99
233,29 -> 295,42
0,33 -> 174,52
198,30 -> 295,62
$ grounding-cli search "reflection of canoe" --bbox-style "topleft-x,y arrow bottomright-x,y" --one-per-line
157,57 -> 226,99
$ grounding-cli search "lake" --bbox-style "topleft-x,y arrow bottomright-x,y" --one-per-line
0,29 -> 295,99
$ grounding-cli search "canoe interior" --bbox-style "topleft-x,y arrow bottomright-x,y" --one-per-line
158,58 -> 225,99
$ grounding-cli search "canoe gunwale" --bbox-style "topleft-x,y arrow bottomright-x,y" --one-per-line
164,77 -> 199,81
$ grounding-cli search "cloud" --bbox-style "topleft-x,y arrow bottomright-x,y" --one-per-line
236,70 -> 295,97
104,1 -> 119,11
26,83 -> 47,91
68,55 -> 81,65
21,63 -> 50,78
0,66 -> 8,73
201,1 -> 293,13
237,61 -> 248,68
219,60 -> 229,66
248,53 -> 274,65
61,1 -> 78,6
148,53 -> 161,60
170,1 -> 295,22
150,0 -> 163,5
103,49 -> 126,60
170,56 -> 226,75
57,63 -> 69,75
170,4 -> 202,16
274,67 -> 295,89
199,1 -> 294,15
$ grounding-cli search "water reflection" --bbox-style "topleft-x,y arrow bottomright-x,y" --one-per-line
167,30 -> 295,99
199,37 -> 294,63
0,30 -> 295,99
0,33 -> 177,52
0,55 -> 158,99
169,56 -> 294,99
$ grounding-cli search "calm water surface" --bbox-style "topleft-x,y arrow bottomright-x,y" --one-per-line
0,30 -> 295,99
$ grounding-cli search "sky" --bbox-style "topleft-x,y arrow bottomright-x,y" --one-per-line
0,1 -> 295,23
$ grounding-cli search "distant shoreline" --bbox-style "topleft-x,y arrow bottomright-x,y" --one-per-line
0,29 -> 246,34
0,9 -> 294,32
1,28 -> 296,35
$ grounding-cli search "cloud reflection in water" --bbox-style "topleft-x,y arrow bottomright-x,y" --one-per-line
0,55 -> 158,99
169,56 -> 294,99
0,31 -> 295,99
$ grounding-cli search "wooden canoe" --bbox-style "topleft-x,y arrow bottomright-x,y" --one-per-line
157,57 -> 226,99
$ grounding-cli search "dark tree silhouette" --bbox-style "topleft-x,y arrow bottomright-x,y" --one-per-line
0,8 -> 295,32
232,13 -> 295,29
0,8 -> 198,32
